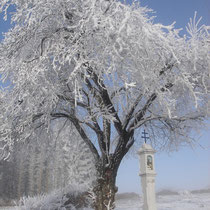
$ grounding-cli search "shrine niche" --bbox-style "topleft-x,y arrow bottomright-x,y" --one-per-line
147,155 -> 153,170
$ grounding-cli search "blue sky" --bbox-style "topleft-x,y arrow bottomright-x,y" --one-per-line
0,0 -> 209,194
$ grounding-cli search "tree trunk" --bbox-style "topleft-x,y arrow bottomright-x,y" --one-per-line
93,169 -> 118,210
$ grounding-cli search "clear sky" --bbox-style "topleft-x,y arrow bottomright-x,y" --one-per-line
0,0 -> 209,194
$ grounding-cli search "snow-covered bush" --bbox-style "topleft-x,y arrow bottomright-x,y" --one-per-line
178,190 -> 192,197
15,185 -> 93,210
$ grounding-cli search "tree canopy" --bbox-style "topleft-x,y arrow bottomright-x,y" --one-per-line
0,0 -> 209,208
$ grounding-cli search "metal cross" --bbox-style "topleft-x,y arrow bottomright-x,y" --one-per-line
141,129 -> 149,143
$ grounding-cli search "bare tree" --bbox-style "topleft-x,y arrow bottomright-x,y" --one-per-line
0,0 -> 209,209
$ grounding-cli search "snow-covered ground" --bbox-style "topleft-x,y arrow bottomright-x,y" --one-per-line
1,193 -> 210,210
115,193 -> 210,210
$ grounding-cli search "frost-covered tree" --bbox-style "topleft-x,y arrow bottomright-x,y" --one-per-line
0,119 -> 96,201
47,119 -> 97,190
0,0 -> 209,209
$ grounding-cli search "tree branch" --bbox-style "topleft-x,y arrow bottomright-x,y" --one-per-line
128,93 -> 157,132
85,66 -> 124,137
122,93 -> 143,130
32,111 -> 100,162
57,94 -> 88,108
110,87 -> 126,99
127,64 -> 175,132
64,114 -> 100,162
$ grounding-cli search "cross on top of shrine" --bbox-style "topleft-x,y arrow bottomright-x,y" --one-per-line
141,129 -> 149,143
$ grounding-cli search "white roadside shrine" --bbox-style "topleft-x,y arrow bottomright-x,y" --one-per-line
138,132 -> 157,210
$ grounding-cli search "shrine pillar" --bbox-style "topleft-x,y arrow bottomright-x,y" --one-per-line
138,143 -> 157,210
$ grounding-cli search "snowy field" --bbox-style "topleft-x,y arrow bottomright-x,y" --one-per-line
115,193 -> 210,210
1,193 -> 210,210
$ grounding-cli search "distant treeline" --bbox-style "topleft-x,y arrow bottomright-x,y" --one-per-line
0,121 -> 96,204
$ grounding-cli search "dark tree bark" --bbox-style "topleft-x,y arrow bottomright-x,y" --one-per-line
93,169 -> 118,210
90,132 -> 134,209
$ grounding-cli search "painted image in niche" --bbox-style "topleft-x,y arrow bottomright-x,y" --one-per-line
147,155 -> 153,170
